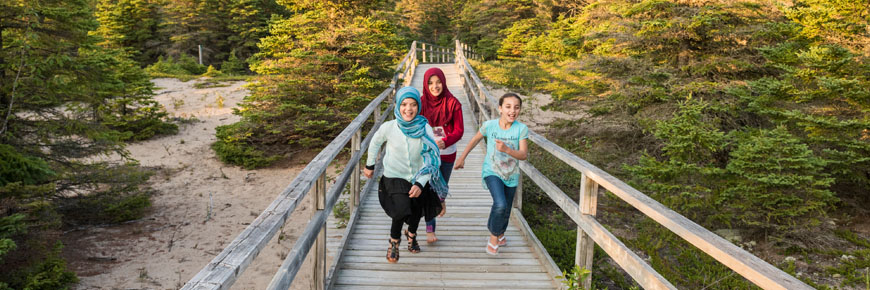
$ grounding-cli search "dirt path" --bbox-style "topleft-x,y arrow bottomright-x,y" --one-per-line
63,78 -> 317,290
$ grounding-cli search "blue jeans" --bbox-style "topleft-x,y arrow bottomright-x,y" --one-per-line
485,175 -> 516,236
426,161 -> 453,233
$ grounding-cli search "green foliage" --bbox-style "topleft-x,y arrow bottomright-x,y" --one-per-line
203,65 -> 223,77
471,0 -> 867,287
0,243 -> 78,290
214,2 -> 406,168
220,49 -> 248,75
0,145 -> 55,187
724,127 -> 836,229
212,123 -> 281,169
784,0 -> 870,52
145,55 -> 207,76
333,199 -> 350,228
453,0 -> 539,59
557,265 -> 591,290
56,164 -> 154,224
498,17 -> 546,58
626,219 -> 757,289
94,0 -> 164,64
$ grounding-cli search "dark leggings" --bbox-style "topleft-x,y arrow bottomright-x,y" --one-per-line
391,211 -> 422,240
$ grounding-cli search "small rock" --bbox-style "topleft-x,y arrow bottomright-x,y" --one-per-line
833,274 -> 841,278
714,229 -> 742,243
796,272 -> 803,277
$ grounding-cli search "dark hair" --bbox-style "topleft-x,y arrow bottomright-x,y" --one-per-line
498,93 -> 522,106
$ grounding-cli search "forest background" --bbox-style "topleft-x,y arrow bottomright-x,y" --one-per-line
1,0 -> 868,289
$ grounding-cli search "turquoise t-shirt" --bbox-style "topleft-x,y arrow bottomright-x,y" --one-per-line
480,119 -> 529,187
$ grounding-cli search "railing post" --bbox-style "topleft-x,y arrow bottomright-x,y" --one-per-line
514,176 -> 523,210
351,130 -> 361,210
576,174 -> 599,290
312,172 -> 327,290
421,43 -> 427,64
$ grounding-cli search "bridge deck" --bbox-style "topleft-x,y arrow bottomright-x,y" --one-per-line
329,64 -> 560,289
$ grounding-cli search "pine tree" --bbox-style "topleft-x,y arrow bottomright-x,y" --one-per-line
94,0 -> 165,64
1,0 -> 166,286
213,0 -> 406,168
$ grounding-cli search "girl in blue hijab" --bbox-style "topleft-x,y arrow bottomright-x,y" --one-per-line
364,87 -> 448,263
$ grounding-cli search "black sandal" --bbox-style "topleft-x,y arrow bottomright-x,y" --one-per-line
386,239 -> 400,263
405,230 -> 421,253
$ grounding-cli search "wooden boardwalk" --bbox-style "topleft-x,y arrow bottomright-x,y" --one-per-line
329,64 -> 561,289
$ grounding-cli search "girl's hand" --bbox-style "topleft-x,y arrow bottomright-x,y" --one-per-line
453,159 -> 465,169
408,185 -> 422,198
363,168 -> 373,179
438,201 -> 446,217
495,140 -> 510,153
436,138 -> 446,149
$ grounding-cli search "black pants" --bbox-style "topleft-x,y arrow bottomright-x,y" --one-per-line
390,211 -> 421,240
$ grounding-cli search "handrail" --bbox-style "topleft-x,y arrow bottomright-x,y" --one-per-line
182,42 -> 415,290
453,40 -> 812,290
416,41 -> 482,64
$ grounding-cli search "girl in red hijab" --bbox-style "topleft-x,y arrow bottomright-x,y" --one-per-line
420,67 -> 464,244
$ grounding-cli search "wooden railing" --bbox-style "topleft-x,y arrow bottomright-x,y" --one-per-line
453,39 -> 813,290
181,42 -> 417,290
416,41 -> 482,64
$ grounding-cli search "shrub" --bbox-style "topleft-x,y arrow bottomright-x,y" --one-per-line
145,55 -> 206,75
212,123 -> 281,169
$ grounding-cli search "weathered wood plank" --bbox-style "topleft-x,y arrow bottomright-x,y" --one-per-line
339,262 -> 547,273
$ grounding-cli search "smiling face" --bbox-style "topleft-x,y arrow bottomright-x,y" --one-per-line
427,75 -> 443,97
400,97 -> 418,122
499,96 -> 521,123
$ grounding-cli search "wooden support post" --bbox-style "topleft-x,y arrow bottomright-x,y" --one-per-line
351,130 -> 361,209
421,43 -> 427,63
312,173 -> 327,290
576,173 -> 599,290
514,175 -> 523,210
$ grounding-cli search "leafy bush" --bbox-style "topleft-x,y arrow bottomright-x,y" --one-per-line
0,243 -> 78,290
145,54 -> 206,75
203,65 -> 223,77
220,49 -> 248,75
212,123 -> 281,169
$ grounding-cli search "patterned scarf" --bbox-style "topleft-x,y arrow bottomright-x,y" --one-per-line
394,87 -> 449,198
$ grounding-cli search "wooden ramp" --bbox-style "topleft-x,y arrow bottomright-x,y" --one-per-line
329,64 -> 561,290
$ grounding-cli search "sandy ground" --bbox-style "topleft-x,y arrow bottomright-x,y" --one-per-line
62,78 -> 320,290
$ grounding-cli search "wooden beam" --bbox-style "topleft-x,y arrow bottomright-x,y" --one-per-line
576,174 -> 598,290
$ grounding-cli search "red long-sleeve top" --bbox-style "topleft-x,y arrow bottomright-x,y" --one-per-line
421,68 -> 464,163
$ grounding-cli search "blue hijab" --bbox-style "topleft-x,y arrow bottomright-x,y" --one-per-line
394,87 -> 449,198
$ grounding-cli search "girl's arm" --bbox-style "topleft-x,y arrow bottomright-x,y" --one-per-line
363,122 -> 389,178
454,131 -> 484,169
442,102 -> 465,148
495,139 -> 528,160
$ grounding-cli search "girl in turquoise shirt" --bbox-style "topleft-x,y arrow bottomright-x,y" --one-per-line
454,93 -> 528,255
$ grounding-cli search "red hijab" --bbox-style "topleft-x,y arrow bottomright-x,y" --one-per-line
421,67 -> 456,126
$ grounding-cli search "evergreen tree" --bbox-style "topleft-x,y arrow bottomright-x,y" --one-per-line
94,0 -> 165,64
1,0 -> 166,286
213,0 -> 406,168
